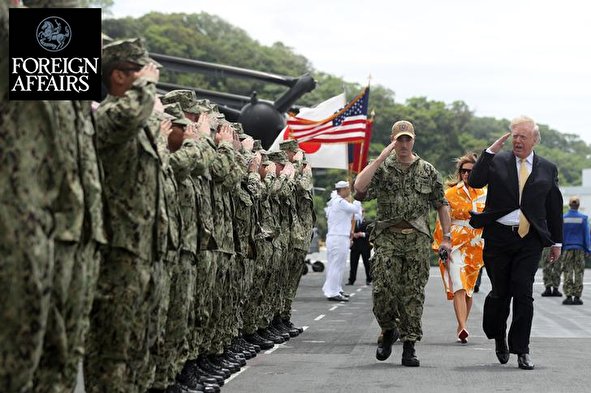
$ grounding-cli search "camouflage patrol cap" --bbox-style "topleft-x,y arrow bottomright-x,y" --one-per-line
267,151 -> 289,165
164,103 -> 191,126
102,38 -> 162,68
161,90 -> 205,115
279,139 -> 302,153
391,120 -> 415,140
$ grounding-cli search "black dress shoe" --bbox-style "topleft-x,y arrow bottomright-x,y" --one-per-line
517,353 -> 534,370
345,281 -> 354,285
495,337 -> 510,364
327,294 -> 349,302
541,286 -> 552,297
375,328 -> 399,361
552,287 -> 563,297
340,291 -> 350,297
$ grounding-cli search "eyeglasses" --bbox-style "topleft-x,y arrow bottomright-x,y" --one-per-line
460,168 -> 472,174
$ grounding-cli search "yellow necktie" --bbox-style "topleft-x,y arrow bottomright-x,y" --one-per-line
518,158 -> 530,237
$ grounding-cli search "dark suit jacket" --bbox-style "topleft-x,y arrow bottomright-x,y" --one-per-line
351,219 -> 372,252
468,150 -> 563,247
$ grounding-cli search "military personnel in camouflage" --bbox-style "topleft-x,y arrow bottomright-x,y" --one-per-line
277,140 -> 314,335
1,4 -> 65,392
354,120 -> 451,367
561,196 -> 590,305
540,247 -> 562,297
84,38 -> 166,393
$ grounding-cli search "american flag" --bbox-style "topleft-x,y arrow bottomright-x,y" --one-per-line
287,87 -> 369,143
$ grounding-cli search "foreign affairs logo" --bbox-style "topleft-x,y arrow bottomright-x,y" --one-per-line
36,16 -> 72,52
9,8 -> 101,101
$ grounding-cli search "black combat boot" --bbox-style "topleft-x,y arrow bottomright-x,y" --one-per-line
541,286 -> 552,296
401,341 -> 420,367
563,296 -> 574,305
283,318 -> 304,334
244,332 -> 274,349
551,287 -> 563,297
375,328 -> 399,361
573,296 -> 584,305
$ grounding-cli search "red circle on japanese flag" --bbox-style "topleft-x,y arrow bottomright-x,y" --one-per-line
284,128 -> 321,153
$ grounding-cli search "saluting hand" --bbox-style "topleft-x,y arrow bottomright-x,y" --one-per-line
377,140 -> 396,162
136,63 -> 160,83
488,132 -> 511,154
241,136 -> 254,152
195,115 -> 210,137
293,150 -> 304,162
184,123 -> 199,141
159,119 -> 172,137
215,123 -> 233,145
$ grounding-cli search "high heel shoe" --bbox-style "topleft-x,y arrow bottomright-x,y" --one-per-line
458,329 -> 469,344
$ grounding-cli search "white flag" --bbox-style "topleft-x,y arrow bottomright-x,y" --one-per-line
269,94 -> 349,170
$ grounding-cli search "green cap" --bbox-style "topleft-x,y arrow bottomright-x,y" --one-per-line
164,103 -> 191,127
267,151 -> 289,165
161,90 -> 206,115
102,38 -> 162,68
279,139 -> 301,153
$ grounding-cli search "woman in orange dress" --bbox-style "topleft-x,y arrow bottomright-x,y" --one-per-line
432,153 -> 486,343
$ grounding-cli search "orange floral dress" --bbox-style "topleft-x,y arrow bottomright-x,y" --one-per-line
432,182 -> 486,299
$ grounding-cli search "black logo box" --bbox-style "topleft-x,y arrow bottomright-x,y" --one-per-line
9,8 -> 102,101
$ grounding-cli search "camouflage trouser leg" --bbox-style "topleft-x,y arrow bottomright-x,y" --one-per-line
372,231 -> 430,342
0,210 -> 54,393
84,247 -> 151,393
192,250 -> 216,358
207,252 -> 228,355
281,249 -> 307,320
245,239 -> 273,335
238,256 -> 255,333
541,248 -> 562,287
153,250 -> 194,389
221,253 -> 240,350
269,242 -> 286,320
562,249 -> 586,297
34,240 -> 101,393
250,240 -> 274,332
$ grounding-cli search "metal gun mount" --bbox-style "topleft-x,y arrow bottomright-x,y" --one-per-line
151,53 -> 316,148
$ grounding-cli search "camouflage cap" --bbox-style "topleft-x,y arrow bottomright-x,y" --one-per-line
164,103 -> 191,127
279,139 -> 302,153
391,120 -> 415,140
102,38 -> 162,68
161,90 -> 206,115
267,151 -> 289,165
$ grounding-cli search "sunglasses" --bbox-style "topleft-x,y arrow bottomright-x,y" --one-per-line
460,168 -> 472,174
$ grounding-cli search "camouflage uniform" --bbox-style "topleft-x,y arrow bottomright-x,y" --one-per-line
282,164 -> 315,320
361,154 -> 446,342
0,7 -> 63,392
153,104 -> 216,387
85,39 -> 165,393
541,247 -> 562,288
562,250 -> 586,297
33,100 -> 107,393
251,169 -> 279,332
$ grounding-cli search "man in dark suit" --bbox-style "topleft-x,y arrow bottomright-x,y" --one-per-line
347,205 -> 373,286
468,115 -> 563,370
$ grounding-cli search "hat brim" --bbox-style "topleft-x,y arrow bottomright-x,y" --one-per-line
172,118 -> 192,126
133,56 -> 163,69
393,131 -> 414,140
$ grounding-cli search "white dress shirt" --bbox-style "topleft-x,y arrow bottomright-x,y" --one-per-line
496,150 -> 533,226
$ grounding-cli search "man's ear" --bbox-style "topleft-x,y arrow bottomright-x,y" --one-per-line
111,69 -> 126,86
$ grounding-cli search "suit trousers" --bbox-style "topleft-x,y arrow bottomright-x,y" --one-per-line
482,223 -> 543,354
348,247 -> 372,284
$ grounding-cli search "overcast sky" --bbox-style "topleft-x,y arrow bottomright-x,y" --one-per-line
110,0 -> 591,143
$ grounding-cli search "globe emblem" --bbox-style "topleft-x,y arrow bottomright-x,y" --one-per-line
36,16 -> 72,52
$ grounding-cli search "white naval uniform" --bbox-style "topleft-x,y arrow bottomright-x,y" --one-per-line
322,196 -> 359,298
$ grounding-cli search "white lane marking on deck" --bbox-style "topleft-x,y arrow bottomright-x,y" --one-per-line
314,314 -> 326,321
225,365 -> 250,384
302,340 -> 326,343
264,344 -> 283,355
329,305 -> 338,311
349,293 -> 356,297
302,326 -> 309,331
356,288 -> 363,292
